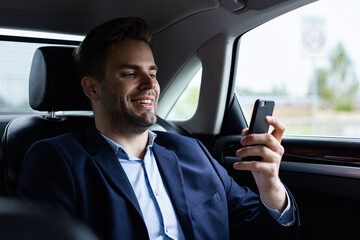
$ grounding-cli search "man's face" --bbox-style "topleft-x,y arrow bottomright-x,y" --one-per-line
100,39 -> 160,133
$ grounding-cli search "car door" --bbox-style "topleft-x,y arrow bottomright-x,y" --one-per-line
212,95 -> 360,239
210,1 -> 360,238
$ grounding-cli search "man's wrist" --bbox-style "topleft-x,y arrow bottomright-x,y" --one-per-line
259,182 -> 287,212
261,188 -> 295,226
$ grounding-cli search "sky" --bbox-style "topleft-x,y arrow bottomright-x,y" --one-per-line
236,0 -> 360,98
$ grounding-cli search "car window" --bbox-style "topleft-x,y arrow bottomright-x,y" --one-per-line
166,67 -> 202,121
235,0 -> 360,137
0,29 -> 82,113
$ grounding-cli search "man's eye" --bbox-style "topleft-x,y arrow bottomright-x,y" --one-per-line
122,72 -> 135,77
149,72 -> 157,78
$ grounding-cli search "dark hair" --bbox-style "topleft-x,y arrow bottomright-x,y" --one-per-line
74,17 -> 152,81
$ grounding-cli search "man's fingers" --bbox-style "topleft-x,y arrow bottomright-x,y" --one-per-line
239,134 -> 283,155
236,144 -> 282,163
233,160 -> 278,175
241,128 -> 249,137
265,116 -> 285,143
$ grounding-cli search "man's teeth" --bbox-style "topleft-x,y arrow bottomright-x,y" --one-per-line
135,99 -> 152,104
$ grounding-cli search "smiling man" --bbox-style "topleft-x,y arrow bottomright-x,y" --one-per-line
17,17 -> 299,240
82,39 -> 160,158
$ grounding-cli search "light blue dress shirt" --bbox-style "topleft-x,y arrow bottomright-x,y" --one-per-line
102,131 -> 185,240
101,130 -> 295,239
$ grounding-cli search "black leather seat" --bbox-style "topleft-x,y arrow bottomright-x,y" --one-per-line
0,46 -> 94,196
0,46 -> 98,239
0,198 -> 98,240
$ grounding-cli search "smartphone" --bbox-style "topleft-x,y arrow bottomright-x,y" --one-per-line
243,99 -> 275,161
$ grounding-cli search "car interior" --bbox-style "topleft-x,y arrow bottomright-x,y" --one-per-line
0,198 -> 98,240
1,0 -> 360,239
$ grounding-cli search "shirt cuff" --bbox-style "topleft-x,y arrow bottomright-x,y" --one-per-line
261,189 -> 296,226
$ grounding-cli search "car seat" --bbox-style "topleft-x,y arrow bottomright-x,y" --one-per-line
0,198 -> 98,240
0,46 -> 94,196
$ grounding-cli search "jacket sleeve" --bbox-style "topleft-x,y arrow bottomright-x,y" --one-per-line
16,140 -> 77,217
195,139 -> 300,239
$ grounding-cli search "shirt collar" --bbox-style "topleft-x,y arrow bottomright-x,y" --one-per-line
100,130 -> 157,160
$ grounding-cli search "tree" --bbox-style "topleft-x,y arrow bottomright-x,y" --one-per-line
316,43 -> 359,111
0,95 -> 8,110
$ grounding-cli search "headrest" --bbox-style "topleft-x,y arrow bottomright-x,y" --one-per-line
29,46 -> 92,111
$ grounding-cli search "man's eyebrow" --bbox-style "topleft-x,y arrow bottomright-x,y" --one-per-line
150,65 -> 158,71
118,64 -> 158,70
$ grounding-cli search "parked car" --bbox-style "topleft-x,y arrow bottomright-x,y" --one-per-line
1,0 -> 360,239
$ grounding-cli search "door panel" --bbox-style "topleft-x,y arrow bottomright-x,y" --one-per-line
212,135 -> 360,239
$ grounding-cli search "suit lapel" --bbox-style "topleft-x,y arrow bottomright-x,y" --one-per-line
84,126 -> 143,219
84,126 -> 195,239
153,143 -> 195,240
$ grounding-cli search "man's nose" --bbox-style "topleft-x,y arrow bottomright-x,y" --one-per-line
139,73 -> 158,90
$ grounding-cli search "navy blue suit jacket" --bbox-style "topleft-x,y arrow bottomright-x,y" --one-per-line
17,125 -> 299,239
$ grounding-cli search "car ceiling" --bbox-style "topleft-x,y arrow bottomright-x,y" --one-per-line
0,0 -> 315,36
0,0 -> 218,35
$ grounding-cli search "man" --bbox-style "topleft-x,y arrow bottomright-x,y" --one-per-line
17,17 -> 299,239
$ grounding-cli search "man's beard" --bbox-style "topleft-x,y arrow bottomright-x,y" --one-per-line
101,85 -> 157,134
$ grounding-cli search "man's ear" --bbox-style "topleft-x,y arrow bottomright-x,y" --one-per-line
81,76 -> 100,100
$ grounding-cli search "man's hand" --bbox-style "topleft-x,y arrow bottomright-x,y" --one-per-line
233,116 -> 287,212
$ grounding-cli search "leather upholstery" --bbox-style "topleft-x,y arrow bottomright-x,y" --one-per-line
0,46 -> 94,196
1,115 -> 95,195
0,198 -> 98,239
29,47 -> 91,111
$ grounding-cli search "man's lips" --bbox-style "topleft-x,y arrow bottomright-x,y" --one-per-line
132,99 -> 152,104
130,96 -> 155,106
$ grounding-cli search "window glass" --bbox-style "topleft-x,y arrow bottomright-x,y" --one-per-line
0,30 -> 82,113
235,0 -> 360,137
0,41 -> 45,112
166,67 -> 202,121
